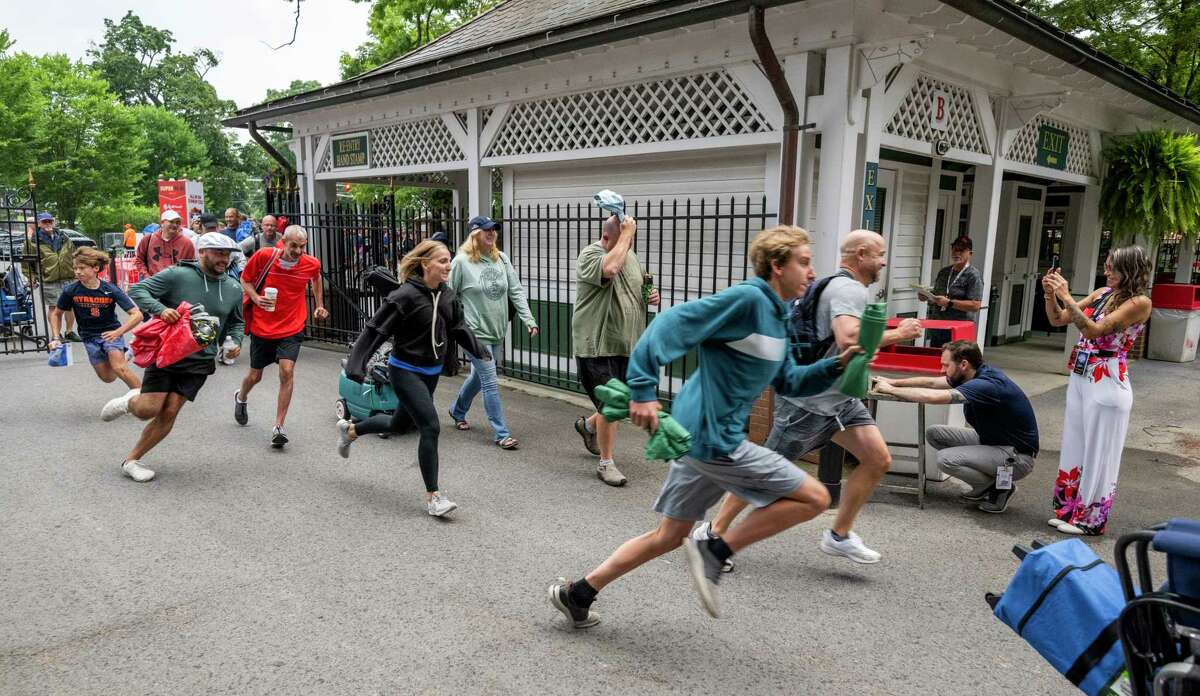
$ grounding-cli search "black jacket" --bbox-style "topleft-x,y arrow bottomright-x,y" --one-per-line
346,276 -> 489,382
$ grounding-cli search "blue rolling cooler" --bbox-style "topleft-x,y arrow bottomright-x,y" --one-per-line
990,539 -> 1127,695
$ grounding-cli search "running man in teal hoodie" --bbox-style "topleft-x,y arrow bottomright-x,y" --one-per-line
101,233 -> 245,483
548,226 -> 860,626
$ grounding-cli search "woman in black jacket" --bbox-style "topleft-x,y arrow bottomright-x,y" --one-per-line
336,239 -> 491,517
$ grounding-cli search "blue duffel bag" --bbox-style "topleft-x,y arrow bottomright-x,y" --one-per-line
994,539 -> 1127,695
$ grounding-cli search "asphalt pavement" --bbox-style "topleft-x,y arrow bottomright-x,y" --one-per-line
2,345 -> 1197,695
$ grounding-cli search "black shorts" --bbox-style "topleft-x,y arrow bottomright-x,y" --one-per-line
141,366 -> 209,402
577,356 -> 630,410
250,332 -> 303,370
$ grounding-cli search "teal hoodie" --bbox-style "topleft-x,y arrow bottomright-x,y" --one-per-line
127,260 -> 245,374
449,251 -> 537,344
627,277 -> 842,461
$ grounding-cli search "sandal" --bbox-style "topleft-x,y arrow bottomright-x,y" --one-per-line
449,411 -> 470,430
496,437 -> 519,450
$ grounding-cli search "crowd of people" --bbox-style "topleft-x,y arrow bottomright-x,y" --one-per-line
27,205 -> 1157,625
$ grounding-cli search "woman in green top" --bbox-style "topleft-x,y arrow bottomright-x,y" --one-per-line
447,217 -> 539,449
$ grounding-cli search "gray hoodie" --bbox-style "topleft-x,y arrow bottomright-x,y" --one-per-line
128,260 -> 245,374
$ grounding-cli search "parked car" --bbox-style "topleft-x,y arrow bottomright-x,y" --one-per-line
60,229 -> 95,247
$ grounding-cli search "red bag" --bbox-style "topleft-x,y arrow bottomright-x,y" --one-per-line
130,301 -> 205,368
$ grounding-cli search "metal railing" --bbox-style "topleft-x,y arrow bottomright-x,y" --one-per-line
270,193 -> 775,406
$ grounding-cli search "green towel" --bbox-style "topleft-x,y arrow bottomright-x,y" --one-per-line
593,378 -> 692,461
837,302 -> 888,398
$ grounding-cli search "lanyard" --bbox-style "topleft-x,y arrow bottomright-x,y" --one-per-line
945,264 -> 968,295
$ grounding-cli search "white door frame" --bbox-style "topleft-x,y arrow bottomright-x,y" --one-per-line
1000,192 -> 1044,340
874,167 -> 899,304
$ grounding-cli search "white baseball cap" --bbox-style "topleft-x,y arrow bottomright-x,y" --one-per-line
196,232 -> 239,251
161,209 -> 182,222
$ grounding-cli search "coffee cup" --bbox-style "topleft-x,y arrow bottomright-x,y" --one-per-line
263,287 -> 278,311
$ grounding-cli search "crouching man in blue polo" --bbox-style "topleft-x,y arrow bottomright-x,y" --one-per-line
547,225 -> 861,626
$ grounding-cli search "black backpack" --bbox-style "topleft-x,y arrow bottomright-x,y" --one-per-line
789,269 -> 853,365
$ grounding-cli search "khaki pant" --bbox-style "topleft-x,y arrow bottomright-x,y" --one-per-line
925,425 -> 1035,492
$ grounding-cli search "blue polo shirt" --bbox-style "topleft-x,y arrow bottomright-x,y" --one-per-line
955,364 -> 1039,455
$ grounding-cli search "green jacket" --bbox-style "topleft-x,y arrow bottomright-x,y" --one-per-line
127,260 -> 245,374
449,251 -> 537,344
23,231 -> 77,283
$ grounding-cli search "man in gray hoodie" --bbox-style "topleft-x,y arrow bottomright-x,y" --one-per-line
101,233 -> 245,483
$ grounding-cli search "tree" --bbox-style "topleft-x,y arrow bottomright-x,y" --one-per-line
89,12 -> 240,211
27,55 -> 145,226
0,52 -> 45,185
129,105 -> 209,205
1028,0 -> 1200,103
340,0 -> 498,78
0,28 -> 14,54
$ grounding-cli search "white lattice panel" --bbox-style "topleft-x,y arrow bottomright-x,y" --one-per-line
885,74 -> 989,155
486,70 -> 772,158
318,117 -> 466,173
1005,115 -> 1094,177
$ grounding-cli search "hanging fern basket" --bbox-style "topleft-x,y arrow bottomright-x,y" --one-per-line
1100,130 -> 1200,246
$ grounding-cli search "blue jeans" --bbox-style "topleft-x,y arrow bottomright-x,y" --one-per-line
450,343 -> 510,441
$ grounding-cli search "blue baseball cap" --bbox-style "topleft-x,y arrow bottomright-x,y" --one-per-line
468,216 -> 499,232
36,212 -> 54,223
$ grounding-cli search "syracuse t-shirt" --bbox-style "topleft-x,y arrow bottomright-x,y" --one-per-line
56,280 -> 135,338
241,248 -> 321,339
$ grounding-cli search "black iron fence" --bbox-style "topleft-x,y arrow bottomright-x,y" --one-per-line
503,197 -> 775,404
268,191 -> 775,404
1,185 -> 49,355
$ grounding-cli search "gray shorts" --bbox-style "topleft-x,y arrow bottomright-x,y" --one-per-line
764,396 -> 875,461
652,440 -> 808,522
40,281 -> 65,307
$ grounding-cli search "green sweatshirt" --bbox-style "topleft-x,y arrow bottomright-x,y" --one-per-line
127,260 -> 245,374
449,251 -> 537,345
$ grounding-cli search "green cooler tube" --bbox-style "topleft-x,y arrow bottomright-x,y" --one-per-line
837,302 -> 888,399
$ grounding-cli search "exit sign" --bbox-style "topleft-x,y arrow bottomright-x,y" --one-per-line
1035,125 -> 1069,170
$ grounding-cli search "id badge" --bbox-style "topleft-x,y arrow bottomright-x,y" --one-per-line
1072,349 -> 1091,376
996,464 -> 1014,491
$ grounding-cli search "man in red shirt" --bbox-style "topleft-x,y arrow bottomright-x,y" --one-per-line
135,210 -> 196,277
233,225 -> 328,447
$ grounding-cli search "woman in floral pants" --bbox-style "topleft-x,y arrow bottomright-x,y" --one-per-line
1041,245 -> 1152,535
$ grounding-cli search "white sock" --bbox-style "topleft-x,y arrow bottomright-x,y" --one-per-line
236,390 -> 246,403
584,417 -> 596,434
599,458 -> 614,468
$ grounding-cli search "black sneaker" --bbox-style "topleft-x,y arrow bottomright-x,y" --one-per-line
682,538 -> 722,618
959,485 -> 993,502
64,331 -> 82,342
547,578 -> 600,629
233,390 -> 248,426
574,416 -> 600,456
978,483 -> 1016,514
271,426 -> 288,448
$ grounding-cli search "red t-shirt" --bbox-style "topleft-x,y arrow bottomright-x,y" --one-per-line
242,248 -> 321,339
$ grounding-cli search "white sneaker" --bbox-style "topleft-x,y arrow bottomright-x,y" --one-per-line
101,389 -> 139,422
596,461 -> 627,487
819,529 -> 882,564
336,419 -> 353,459
121,459 -> 155,482
691,521 -> 716,541
427,493 -> 458,517
1057,523 -> 1086,535
1048,518 -> 1066,529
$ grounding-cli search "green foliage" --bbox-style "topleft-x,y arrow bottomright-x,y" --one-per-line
129,105 -> 209,205
0,28 -> 14,54
1028,0 -> 1200,103
76,201 -> 161,236
340,0 -> 499,79
0,52 -> 44,183
1100,130 -> 1200,243
89,11 -> 240,211
27,55 -> 145,227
